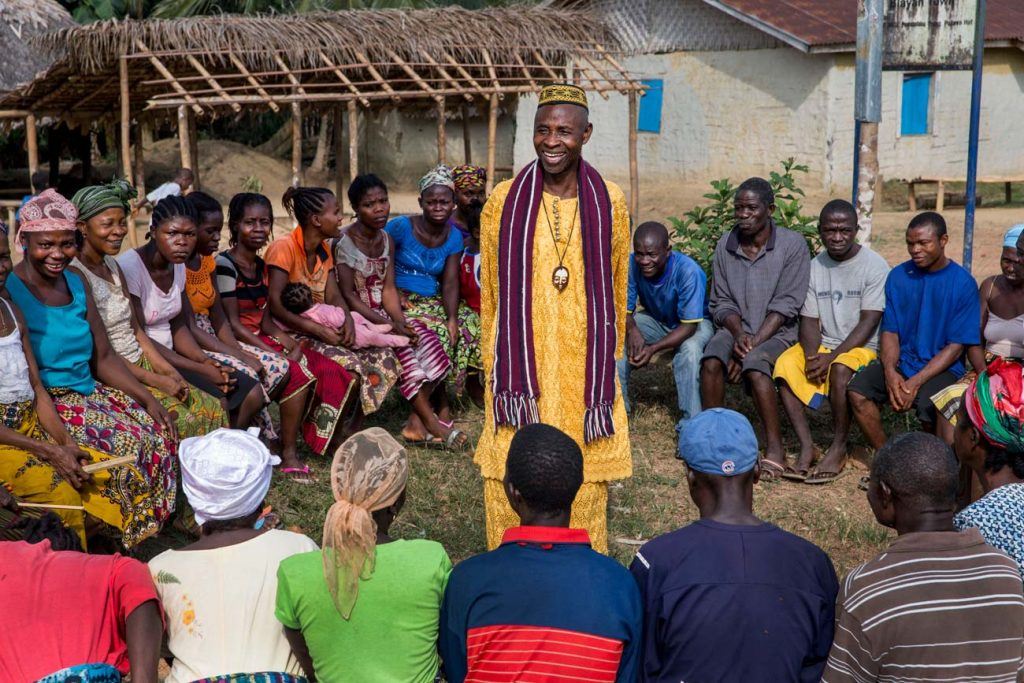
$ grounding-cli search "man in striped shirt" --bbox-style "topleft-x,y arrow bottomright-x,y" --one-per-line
440,423 -> 641,682
824,431 -> 1024,682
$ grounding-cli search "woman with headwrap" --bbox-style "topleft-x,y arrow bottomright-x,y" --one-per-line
385,165 -> 482,431
953,357 -> 1024,574
6,189 -> 178,544
933,224 -> 1024,445
70,180 -> 228,440
149,428 -> 318,683
275,427 -> 452,683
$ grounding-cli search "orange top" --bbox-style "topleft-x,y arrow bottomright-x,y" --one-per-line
185,254 -> 217,316
264,227 -> 334,304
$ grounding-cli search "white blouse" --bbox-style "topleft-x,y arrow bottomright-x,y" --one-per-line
116,250 -> 185,350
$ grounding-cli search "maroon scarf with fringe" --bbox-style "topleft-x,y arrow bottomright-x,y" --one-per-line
492,158 -> 617,443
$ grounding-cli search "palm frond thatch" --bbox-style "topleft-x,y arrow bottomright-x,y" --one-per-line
0,0 -> 73,92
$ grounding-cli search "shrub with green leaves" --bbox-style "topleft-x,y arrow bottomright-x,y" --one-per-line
667,158 -> 820,275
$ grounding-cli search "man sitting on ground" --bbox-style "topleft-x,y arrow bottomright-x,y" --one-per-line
618,221 -> 713,433
823,431 -> 1024,682
848,212 -> 980,448
440,423 -> 641,683
701,177 -> 811,479
774,199 -> 889,483
630,408 -> 837,682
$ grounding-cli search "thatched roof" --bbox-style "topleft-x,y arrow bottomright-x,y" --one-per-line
0,0 -> 74,92
2,7 -> 638,119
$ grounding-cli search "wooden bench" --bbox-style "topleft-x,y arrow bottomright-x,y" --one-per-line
908,178 -> 1024,212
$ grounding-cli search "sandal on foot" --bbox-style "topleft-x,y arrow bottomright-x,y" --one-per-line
446,428 -> 468,451
805,470 -> 843,485
782,466 -> 810,482
759,459 -> 785,481
279,466 -> 317,485
403,435 -> 447,449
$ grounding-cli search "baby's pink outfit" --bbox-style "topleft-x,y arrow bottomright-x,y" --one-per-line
301,303 -> 409,349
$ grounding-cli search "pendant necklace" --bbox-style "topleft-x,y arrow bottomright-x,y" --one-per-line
542,195 -> 578,292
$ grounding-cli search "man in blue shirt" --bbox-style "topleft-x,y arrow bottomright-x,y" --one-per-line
618,222 -> 712,434
440,424 -> 641,683
848,211 -> 980,449
630,409 -> 838,683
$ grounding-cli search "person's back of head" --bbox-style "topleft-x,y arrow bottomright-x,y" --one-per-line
281,282 -> 314,316
869,432 -> 959,533
16,512 -> 83,551
677,408 -> 761,523
504,424 -> 583,526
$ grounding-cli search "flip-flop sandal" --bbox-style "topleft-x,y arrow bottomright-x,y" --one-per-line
445,428 -> 468,451
782,466 -> 810,482
279,466 -> 317,485
805,470 -> 843,485
403,435 -> 448,450
759,459 -> 786,481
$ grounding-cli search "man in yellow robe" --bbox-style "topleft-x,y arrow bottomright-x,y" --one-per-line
476,84 -> 631,553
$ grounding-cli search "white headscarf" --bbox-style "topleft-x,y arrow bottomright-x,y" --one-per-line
179,428 -> 281,526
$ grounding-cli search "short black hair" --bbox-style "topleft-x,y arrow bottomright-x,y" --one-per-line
907,211 -> 948,237
151,195 -> 198,232
873,432 -> 958,509
281,282 -> 314,315
736,177 -> 774,207
16,512 -> 83,552
819,199 -> 857,224
506,423 -> 583,515
186,190 -> 223,221
348,174 -> 388,209
634,221 -> 670,249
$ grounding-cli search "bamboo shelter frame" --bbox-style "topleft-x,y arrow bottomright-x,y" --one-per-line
2,8 -> 645,231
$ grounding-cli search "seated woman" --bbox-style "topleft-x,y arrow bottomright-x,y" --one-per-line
275,428 -> 451,683
7,190 -> 177,541
0,223 -> 160,550
385,166 -> 481,420
266,186 -> 399,420
335,175 -> 465,448
218,193 -> 359,463
117,196 -> 266,431
70,180 -> 227,439
149,428 -> 318,683
953,357 -> 1024,573
185,192 -> 314,470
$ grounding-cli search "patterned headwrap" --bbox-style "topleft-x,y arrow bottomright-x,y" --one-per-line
418,164 -> 455,195
322,427 -> 409,619
965,357 -> 1024,454
18,189 -> 77,235
538,83 -> 589,110
71,178 -> 138,222
452,165 -> 486,192
1004,224 -> 1024,249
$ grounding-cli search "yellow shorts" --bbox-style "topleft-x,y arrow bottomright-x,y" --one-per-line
773,344 -> 876,409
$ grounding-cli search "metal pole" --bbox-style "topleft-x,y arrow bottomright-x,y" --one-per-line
854,0 -> 883,244
963,0 -> 987,273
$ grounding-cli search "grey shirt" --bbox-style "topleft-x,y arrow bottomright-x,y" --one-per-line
709,222 -> 811,345
803,247 -> 889,350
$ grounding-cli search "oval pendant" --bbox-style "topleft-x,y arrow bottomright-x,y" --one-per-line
552,265 -> 569,292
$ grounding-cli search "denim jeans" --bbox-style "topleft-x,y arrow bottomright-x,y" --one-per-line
618,313 -> 714,423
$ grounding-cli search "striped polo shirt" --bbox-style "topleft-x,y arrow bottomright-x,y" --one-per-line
823,528 -> 1024,683
439,526 -> 641,683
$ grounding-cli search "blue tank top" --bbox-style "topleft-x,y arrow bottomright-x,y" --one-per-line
7,271 -> 95,395
385,215 -> 464,297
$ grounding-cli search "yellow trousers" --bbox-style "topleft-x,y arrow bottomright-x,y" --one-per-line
483,478 -> 608,554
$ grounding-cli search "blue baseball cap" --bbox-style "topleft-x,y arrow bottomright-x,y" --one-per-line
678,408 -> 758,476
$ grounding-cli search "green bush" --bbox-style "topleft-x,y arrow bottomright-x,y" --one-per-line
667,158 -> 820,275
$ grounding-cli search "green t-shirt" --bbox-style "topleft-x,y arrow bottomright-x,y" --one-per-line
275,539 -> 451,683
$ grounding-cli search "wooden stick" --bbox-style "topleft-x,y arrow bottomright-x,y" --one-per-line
119,56 -> 133,184
0,110 -> 32,118
334,106 -> 345,198
480,49 -> 500,93
25,113 -> 38,193
353,51 -> 401,104
228,53 -> 280,112
129,119 -> 145,249
291,101 -> 302,188
188,108 -> 200,191
134,39 -> 202,115
387,50 -> 440,99
532,50 -> 560,81
82,455 -> 137,474
442,52 -> 484,92
462,103 -> 472,164
187,55 -> 242,113
19,502 -> 86,511
437,98 -> 447,165
486,93 -> 498,195
274,54 -> 307,97
628,91 -> 639,221
513,52 -> 540,92
347,100 -> 358,186
177,105 -> 192,174
317,50 -> 370,108
420,52 -> 473,101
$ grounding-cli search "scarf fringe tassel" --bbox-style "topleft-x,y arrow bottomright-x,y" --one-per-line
583,403 -> 615,444
493,391 -> 540,430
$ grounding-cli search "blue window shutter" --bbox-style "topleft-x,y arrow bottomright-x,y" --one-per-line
900,73 -> 932,136
638,79 -> 663,133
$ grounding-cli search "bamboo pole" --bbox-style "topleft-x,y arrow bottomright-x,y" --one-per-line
437,99 -> 447,165
177,105 -> 192,175
291,101 -> 302,188
420,52 -> 473,101
25,113 -> 38,193
135,40 -> 203,115
186,55 -> 242,113
334,106 -> 345,198
486,94 -> 498,194
129,120 -> 145,249
0,110 -> 32,118
628,91 -> 639,221
119,56 -> 133,184
347,100 -> 358,186
188,109 -> 200,191
461,104 -> 472,164
228,53 -> 280,112
317,50 -> 370,108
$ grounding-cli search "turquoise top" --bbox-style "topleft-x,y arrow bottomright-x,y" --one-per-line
7,271 -> 95,395
385,215 -> 463,297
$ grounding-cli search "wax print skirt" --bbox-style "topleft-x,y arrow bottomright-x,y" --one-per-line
404,293 -> 481,395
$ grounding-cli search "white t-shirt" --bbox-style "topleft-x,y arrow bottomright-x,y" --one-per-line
116,249 -> 185,349
146,181 -> 182,204
802,247 -> 890,350
149,529 -> 319,683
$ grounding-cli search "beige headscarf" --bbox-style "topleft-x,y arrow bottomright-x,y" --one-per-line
323,427 -> 409,619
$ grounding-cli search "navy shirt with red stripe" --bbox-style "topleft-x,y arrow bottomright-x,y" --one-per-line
440,526 -> 642,683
